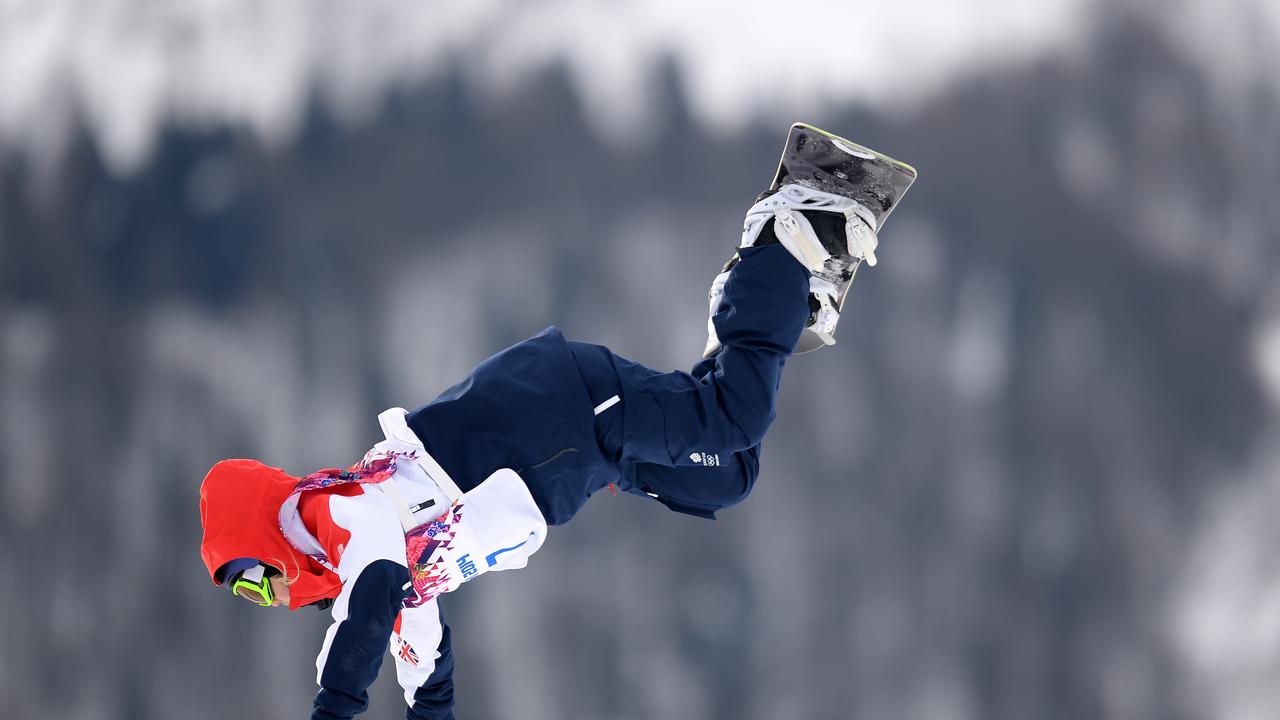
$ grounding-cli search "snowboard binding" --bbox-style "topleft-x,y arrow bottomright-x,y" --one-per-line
705,123 -> 917,356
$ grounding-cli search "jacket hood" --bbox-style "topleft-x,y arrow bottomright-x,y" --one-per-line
199,459 -> 341,610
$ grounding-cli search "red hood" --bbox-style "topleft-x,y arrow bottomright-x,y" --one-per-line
199,459 -> 341,611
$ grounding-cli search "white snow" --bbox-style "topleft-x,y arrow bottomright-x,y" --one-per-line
1253,299 -> 1280,410
0,0 -> 1095,176
1172,441 -> 1280,720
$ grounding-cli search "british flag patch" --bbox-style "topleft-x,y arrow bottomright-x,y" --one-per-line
397,637 -> 419,666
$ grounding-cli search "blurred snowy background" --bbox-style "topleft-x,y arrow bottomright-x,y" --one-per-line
2,0 -> 1279,718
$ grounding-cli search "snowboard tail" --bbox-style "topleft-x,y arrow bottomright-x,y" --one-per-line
771,123 -> 917,354
769,123 -> 917,230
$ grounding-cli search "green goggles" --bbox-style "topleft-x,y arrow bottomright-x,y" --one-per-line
227,564 -> 277,607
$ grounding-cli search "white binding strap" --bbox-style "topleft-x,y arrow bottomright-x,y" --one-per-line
593,395 -> 620,415
843,208 -> 879,266
378,476 -> 420,532
772,206 -> 829,272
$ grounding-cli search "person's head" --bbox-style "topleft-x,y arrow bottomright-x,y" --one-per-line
199,459 -> 341,610
216,557 -> 291,608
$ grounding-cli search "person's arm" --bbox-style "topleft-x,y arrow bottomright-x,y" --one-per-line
392,599 -> 455,720
311,491 -> 413,720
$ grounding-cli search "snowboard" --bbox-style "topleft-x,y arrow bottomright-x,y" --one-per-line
769,123 -> 917,353
768,122 -> 917,231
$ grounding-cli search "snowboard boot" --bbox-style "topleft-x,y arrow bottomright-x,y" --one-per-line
704,123 -> 916,356
702,203 -> 872,357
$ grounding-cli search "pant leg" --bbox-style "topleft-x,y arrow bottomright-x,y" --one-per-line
569,242 -> 808,517
406,326 -> 619,527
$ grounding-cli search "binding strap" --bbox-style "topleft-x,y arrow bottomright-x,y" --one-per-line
377,475 -> 420,533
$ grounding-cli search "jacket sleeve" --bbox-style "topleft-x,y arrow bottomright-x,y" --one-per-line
311,492 -> 413,720
392,599 -> 455,720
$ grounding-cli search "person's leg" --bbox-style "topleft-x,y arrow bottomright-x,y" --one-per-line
568,237 -> 808,516
571,336 -> 770,517
403,234 -> 807,525
626,445 -> 762,518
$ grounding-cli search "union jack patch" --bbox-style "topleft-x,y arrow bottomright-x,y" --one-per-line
397,637 -> 419,666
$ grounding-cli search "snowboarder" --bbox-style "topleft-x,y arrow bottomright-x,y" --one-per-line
198,124 -> 915,720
